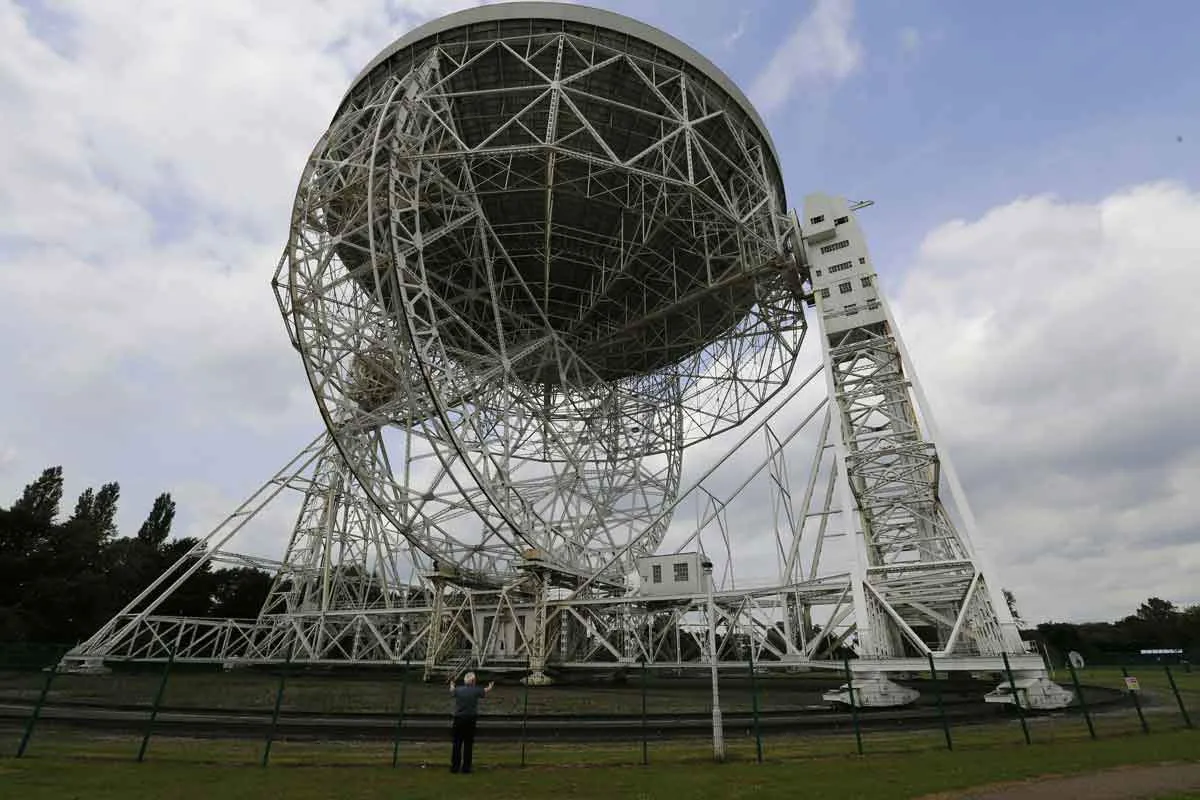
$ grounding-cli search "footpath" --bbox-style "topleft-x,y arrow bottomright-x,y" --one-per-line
926,763 -> 1200,800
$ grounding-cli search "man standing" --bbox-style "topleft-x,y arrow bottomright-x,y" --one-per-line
449,671 -> 493,773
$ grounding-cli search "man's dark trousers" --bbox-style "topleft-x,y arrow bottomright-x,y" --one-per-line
451,715 -> 477,773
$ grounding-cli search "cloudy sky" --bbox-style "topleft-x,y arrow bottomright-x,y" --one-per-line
2,0 -> 1198,625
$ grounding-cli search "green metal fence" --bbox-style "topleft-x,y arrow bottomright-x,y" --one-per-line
0,648 -> 1193,769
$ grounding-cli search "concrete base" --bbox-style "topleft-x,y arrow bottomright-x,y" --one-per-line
521,670 -> 554,687
823,672 -> 920,708
59,657 -> 111,675
984,674 -> 1074,709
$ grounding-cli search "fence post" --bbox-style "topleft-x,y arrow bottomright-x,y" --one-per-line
640,659 -> 649,766
392,657 -> 411,768
926,653 -> 952,751
137,648 -> 176,763
1000,652 -> 1032,745
748,648 -> 763,763
1122,666 -> 1149,735
519,676 -> 530,768
16,650 -> 62,758
1163,664 -> 1193,730
1065,659 -> 1096,740
843,659 -> 863,755
261,649 -> 293,767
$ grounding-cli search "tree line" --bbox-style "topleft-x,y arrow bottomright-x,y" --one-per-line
0,466 -> 271,644
1033,596 -> 1200,664
1,464 -> 1198,660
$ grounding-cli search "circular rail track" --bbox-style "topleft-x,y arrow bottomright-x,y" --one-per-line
0,681 -> 1129,744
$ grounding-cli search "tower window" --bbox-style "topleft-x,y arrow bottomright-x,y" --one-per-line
809,215 -> 825,224
652,564 -> 662,584
861,276 -> 872,287
820,240 -> 850,254
673,562 -> 690,582
834,216 -> 849,225
858,257 -> 866,264
820,287 -> 830,298
838,281 -> 852,294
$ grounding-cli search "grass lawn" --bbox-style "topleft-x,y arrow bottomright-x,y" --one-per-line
1071,665 -> 1198,713
1,728 -> 1197,799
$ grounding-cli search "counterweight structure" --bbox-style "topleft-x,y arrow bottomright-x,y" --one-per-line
64,3 -> 1070,708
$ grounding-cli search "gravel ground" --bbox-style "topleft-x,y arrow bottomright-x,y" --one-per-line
922,762 -> 1200,800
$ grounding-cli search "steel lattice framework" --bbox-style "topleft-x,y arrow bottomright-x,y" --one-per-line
64,3 -> 1071,709
277,3 -> 804,586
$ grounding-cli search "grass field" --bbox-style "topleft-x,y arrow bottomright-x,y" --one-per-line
2,728 -> 1197,799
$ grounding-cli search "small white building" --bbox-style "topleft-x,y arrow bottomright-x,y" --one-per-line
634,551 -> 706,597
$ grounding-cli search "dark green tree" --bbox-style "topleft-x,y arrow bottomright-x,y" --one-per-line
136,493 -> 175,547
1003,588 -> 1023,626
12,466 -> 64,524
1136,597 -> 1178,625
70,488 -> 96,524
68,482 -> 120,539
91,482 -> 120,539
1,468 -> 112,642
209,568 -> 272,618
1,466 -> 283,642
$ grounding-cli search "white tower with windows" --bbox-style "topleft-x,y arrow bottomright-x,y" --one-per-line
799,193 -> 1071,708
804,201 -> 884,336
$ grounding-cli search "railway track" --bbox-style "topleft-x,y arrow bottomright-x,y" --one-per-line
0,686 -> 1128,743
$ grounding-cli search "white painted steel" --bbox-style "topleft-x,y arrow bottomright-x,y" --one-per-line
65,6 -> 1070,711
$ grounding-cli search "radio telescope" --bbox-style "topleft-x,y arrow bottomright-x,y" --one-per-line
279,1 -> 804,585
68,2 -> 1072,710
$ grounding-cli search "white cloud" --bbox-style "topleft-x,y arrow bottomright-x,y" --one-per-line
722,10 -> 750,50
0,0 -> 482,537
890,181 -> 1200,622
748,0 -> 862,116
169,477 -> 303,560
0,444 -> 16,474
